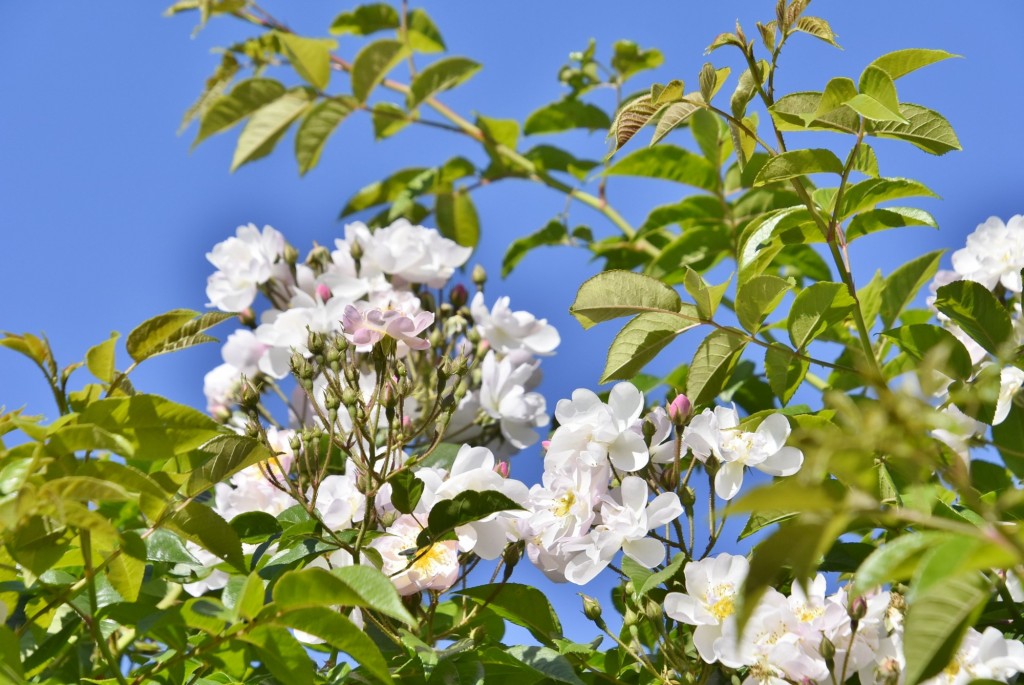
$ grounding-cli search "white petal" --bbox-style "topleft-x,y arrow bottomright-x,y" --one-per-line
757,446 -> 803,476
618,476 -> 648,513
714,462 -> 745,500
623,537 -> 666,568
608,382 -> 644,424
608,431 -> 649,471
646,492 -> 684,529
756,414 -> 791,453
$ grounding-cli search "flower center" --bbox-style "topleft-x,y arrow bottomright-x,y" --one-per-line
709,595 -> 735,621
553,491 -> 577,517
797,605 -> 824,622
412,543 -> 450,575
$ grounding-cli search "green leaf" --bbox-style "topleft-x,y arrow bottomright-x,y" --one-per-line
371,102 -> 409,139
852,143 -> 879,177
523,145 -> 597,180
294,96 -> 357,175
992,403 -> 1024,477
46,423 -> 136,458
934,279 -> 1014,356
195,78 -> 286,145
609,94 -> 661,151
881,324 -> 973,380
731,60 -> 768,119
86,332 -> 119,383
273,566 -> 414,624
408,57 -> 481,110
183,434 -> 273,497
79,394 -> 222,460
477,114 -> 520,150
765,344 -> 807,405
880,250 -> 943,329
231,88 -> 314,171
126,309 -> 234,364
846,207 -> 937,241
457,583 -> 563,643
736,275 -> 791,333
504,646 -> 585,685
231,511 -> 282,544
524,99 -> 611,135
646,224 -> 731,282
854,65 -> 906,123
240,624 -> 316,685
168,500 -> 245,571
686,329 -> 747,406
351,39 -> 410,103
601,312 -> 697,383
418,490 -> 524,548
145,528 -> 199,564
406,9 -> 445,53
793,16 -> 840,47
341,167 -> 427,216
738,510 -> 797,541
753,148 -> 844,186
641,194 -> 724,234
605,145 -> 718,191
276,32 -> 336,90
276,607 -> 393,684
502,221 -> 568,277
569,270 -> 683,329
866,104 -> 961,155
611,40 -> 663,80
650,98 -> 702,146
771,91 -> 860,134
683,269 -> 730,320
435,189 -> 479,249
803,76 -> 856,125
787,282 -> 856,351
903,572 -> 989,685
737,206 -> 814,277
388,469 -> 424,515
868,48 -> 958,81
234,572 -> 265,621
330,4 -> 399,36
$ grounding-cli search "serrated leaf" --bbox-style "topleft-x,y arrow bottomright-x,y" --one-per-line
793,16 -> 839,47
605,144 -> 718,191
738,206 -> 813,275
771,91 -> 860,134
502,221 -> 567,277
371,102 -> 409,139
408,57 -> 481,110
866,104 -> 961,155
686,329 -> 747,405
340,167 -> 427,216
683,268 -> 730,320
329,4 -> 399,36
276,607 -> 393,684
457,584 -> 563,643
351,39 -> 409,103
276,32 -> 336,91
880,250 -> 943,329
274,566 -> 414,624
435,189 -> 479,249
881,324 -> 973,380
609,95 -> 661,151
646,224 -> 731,282
737,275 -> 791,333
240,625 -> 316,685
839,177 -> 938,219
183,434 -> 273,497
765,344 -> 807,405
418,490 -> 523,548
295,95 -> 357,175
525,99 -> 611,135
803,77 -> 856,125
856,65 -> 906,123
852,143 -> 879,177
868,48 -> 959,81
126,309 -> 234,363
79,394 -> 222,461
731,60 -> 768,118
504,646 -> 584,685
407,9 -> 445,53
601,312 -> 696,383
231,88 -> 314,172
754,148 -> 844,186
934,280 -> 1015,356
195,78 -> 286,146
847,207 -> 937,241
570,270 -> 683,329
787,282 -> 856,350
650,98 -> 703,146
86,332 -> 119,383
388,469 -> 424,515
168,500 -> 245,571
903,571 -> 989,685
611,39 -> 663,80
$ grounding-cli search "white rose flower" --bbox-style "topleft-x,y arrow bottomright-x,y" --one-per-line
471,292 -> 560,356
478,351 -> 549,450
206,223 -> 286,311
951,215 -> 1024,292
344,219 -> 471,287
546,383 -> 649,473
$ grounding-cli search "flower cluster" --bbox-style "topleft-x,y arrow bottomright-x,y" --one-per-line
666,554 -> 1024,685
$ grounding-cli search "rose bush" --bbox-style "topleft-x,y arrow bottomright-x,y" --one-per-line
3,1 -> 1024,684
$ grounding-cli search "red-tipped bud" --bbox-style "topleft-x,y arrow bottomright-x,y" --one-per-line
494,461 -> 510,478
315,283 -> 332,302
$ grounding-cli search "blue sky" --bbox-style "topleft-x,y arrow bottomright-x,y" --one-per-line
3,1 -> 1023,641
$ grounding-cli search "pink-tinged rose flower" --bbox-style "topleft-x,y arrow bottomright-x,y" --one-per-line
342,304 -> 434,351
667,394 -> 692,423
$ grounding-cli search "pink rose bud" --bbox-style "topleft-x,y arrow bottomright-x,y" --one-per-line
542,440 -> 551,451
668,394 -> 692,423
238,307 -> 256,328
493,461 -> 510,478
315,283 -> 332,302
450,283 -> 468,309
